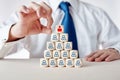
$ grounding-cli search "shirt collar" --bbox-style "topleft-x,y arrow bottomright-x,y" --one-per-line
47,0 -> 79,12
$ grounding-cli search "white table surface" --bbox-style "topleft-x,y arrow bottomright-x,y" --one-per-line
0,58 -> 120,80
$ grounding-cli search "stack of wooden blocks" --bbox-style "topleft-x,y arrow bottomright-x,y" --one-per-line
40,25 -> 83,68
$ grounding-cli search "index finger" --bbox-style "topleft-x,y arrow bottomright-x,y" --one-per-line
47,16 -> 53,29
40,2 -> 53,28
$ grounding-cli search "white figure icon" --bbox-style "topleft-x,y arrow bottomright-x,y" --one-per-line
48,43 -> 54,49
53,35 -> 57,40
42,60 -> 47,65
46,52 -> 50,57
59,60 -> 64,65
50,60 -> 55,65
76,60 -> 80,66
57,43 -> 62,49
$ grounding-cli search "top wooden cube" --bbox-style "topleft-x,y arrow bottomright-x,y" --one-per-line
56,25 -> 64,33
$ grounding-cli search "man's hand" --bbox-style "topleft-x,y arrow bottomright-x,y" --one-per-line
8,2 -> 53,41
85,48 -> 120,62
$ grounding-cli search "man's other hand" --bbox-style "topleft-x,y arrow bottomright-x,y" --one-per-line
85,48 -> 120,62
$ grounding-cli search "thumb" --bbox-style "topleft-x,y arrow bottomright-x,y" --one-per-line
41,25 -> 52,34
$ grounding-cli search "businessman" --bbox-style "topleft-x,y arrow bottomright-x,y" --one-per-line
0,0 -> 120,62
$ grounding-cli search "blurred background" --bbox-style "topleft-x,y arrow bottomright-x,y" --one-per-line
0,0 -> 120,59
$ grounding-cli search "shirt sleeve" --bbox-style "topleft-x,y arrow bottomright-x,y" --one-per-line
99,10 -> 120,53
0,12 -> 25,58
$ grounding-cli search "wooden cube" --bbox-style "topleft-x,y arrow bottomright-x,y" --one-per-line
47,42 -> 55,50
49,59 -> 57,67
64,42 -> 72,50
40,58 -> 48,67
56,42 -> 64,50
53,50 -> 60,59
66,59 -> 74,68
74,59 -> 82,68
44,50 -> 52,59
60,33 -> 68,42
61,50 -> 69,59
70,50 -> 78,59
57,59 -> 65,67
56,25 -> 64,33
51,33 -> 59,42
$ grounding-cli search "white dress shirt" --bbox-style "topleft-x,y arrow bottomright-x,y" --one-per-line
0,0 -> 120,58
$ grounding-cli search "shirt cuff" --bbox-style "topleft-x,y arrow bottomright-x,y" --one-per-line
0,23 -> 13,43
105,45 -> 120,54
0,23 -> 25,49
0,36 -> 25,58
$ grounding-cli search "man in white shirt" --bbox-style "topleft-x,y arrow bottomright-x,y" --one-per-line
0,0 -> 120,62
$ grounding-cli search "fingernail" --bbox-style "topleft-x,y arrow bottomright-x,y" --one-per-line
26,9 -> 30,13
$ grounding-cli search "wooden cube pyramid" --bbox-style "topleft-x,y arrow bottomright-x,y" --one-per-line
40,25 -> 83,68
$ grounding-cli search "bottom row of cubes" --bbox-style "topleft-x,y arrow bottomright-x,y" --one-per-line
40,58 -> 83,68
